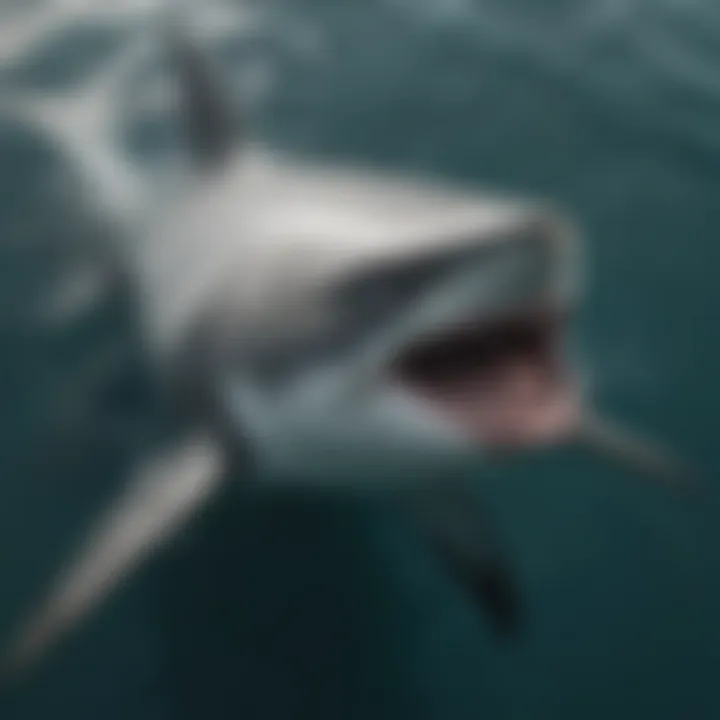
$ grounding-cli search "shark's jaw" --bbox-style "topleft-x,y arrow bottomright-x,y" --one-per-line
345,215 -> 583,463
389,306 -> 581,451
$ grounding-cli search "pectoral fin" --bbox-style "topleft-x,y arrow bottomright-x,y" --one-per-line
2,433 -> 227,679
578,411 -> 702,496
408,483 -> 523,638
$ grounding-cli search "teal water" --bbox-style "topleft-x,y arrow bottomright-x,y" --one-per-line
1,1 -> 719,718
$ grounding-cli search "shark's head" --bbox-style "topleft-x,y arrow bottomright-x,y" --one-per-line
201,164 -> 583,481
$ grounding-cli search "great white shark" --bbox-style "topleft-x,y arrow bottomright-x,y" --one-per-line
0,23 -> 695,677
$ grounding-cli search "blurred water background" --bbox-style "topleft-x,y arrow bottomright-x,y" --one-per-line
0,1 -> 718,718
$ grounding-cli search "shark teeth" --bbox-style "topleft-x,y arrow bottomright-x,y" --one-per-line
388,307 -> 582,449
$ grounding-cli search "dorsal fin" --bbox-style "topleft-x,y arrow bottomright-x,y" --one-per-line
165,26 -> 238,170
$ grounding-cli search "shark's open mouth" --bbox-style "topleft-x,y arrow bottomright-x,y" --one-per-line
391,309 -> 581,449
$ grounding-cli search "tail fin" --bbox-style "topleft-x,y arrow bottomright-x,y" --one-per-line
0,29 -> 154,215
2,9 -> 241,182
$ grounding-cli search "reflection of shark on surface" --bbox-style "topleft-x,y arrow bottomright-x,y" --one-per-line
0,23 -> 696,677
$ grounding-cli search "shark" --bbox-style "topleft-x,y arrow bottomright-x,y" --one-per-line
0,23 -> 695,678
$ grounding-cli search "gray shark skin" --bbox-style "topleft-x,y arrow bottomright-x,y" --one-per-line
0,24 -> 694,679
